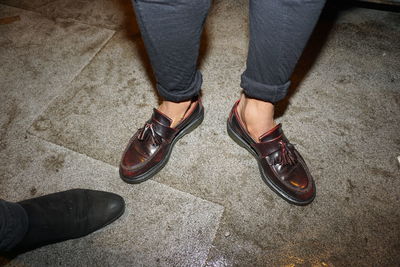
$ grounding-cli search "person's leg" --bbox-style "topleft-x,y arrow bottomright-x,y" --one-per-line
132,0 -> 211,126
228,0 -> 326,205
238,0 -> 326,140
0,200 -> 28,252
1,189 -> 125,254
120,0 -> 210,183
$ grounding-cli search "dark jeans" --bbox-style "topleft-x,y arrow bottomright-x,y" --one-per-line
0,200 -> 28,252
132,0 -> 326,103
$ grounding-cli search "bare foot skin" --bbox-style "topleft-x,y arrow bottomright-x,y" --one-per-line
158,100 -> 193,128
236,94 -> 276,141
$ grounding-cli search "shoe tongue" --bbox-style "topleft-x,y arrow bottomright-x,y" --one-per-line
258,124 -> 283,142
152,108 -> 172,127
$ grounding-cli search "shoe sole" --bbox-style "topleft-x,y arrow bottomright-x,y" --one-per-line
120,108 -> 204,184
227,121 -> 315,206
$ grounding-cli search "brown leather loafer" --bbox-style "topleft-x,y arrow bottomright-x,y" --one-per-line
120,99 -> 204,183
227,101 -> 315,205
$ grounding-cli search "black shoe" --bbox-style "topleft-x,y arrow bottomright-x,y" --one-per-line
12,189 -> 125,253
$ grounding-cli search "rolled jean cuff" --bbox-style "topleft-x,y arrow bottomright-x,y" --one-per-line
240,74 -> 291,103
157,70 -> 203,102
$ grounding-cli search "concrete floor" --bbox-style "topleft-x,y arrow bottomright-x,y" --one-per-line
0,0 -> 399,266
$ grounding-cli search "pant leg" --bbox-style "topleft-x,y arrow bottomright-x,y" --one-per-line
241,0 -> 326,103
0,200 -> 28,252
132,0 -> 211,102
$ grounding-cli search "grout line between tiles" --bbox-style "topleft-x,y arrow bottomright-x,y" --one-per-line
0,3 -> 121,31
24,29 -> 117,139
25,131 -> 226,213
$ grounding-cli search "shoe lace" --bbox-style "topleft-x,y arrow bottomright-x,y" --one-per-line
277,140 -> 296,166
138,122 -> 162,146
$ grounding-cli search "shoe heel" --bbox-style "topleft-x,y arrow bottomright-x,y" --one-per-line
186,109 -> 204,134
227,121 -> 258,158
227,121 -> 246,149
176,108 -> 204,140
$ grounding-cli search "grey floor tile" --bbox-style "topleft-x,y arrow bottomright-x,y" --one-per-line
28,31 -> 158,167
0,136 -> 224,267
0,0 -> 56,10
18,1 -> 400,266
35,0 -> 139,32
0,0 -> 139,33
0,5 -> 114,181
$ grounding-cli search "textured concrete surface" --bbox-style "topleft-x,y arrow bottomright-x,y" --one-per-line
35,0 -> 138,31
0,137 -> 223,266
0,0 -> 55,10
29,31 -> 157,168
0,4 -> 114,182
1,0 -> 400,266
0,0 -> 138,31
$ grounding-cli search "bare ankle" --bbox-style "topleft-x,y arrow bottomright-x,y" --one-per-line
158,100 -> 193,128
237,94 -> 276,141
